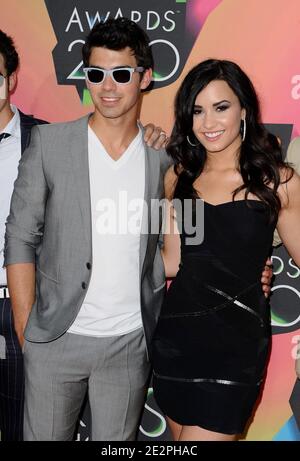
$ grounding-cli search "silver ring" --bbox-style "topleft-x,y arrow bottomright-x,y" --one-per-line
159,131 -> 166,137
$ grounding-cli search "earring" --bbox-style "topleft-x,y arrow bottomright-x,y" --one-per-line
241,118 -> 246,142
186,135 -> 200,147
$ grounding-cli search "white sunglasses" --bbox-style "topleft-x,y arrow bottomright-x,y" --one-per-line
83,66 -> 144,85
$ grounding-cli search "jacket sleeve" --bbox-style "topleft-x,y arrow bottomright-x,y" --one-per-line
4,125 -> 48,266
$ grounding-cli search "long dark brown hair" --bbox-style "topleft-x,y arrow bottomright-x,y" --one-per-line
167,59 -> 293,223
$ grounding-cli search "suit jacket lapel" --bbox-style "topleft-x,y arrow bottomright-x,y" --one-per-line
19,111 -> 48,154
69,115 -> 92,246
140,144 -> 160,276
20,112 -> 34,154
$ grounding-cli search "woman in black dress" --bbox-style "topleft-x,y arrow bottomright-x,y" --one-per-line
152,59 -> 300,441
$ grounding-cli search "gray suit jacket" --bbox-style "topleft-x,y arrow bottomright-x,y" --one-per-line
4,115 -> 171,357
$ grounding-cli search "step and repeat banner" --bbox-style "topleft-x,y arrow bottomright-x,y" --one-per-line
1,0 -> 300,441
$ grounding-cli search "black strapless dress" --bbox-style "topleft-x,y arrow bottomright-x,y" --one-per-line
152,200 -> 276,435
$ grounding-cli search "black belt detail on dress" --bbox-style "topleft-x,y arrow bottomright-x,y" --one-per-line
204,283 -> 264,327
160,281 -> 264,327
153,370 -> 263,387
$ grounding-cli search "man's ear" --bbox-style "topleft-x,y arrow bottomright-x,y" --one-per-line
8,71 -> 17,93
140,68 -> 152,91
85,78 -> 91,92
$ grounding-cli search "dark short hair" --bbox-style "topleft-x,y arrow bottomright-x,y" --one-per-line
82,17 -> 153,70
0,29 -> 19,76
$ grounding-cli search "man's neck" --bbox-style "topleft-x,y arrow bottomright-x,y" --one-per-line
0,101 -> 14,132
89,113 -> 140,161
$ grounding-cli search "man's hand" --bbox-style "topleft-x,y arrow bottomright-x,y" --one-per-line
261,258 -> 273,298
143,123 -> 168,149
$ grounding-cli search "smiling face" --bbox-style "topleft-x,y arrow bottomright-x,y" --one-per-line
86,46 -> 152,123
192,79 -> 246,155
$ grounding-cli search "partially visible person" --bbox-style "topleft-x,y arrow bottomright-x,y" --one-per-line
273,136 -> 300,246
272,136 -> 300,379
285,137 -> 300,380
285,136 -> 300,171
151,59 -> 300,441
0,29 -> 47,441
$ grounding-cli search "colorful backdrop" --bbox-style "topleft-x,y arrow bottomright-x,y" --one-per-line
1,0 -> 300,441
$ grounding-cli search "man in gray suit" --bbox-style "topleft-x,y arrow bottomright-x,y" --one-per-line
4,18 -> 170,441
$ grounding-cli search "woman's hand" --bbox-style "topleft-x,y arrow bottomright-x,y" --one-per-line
143,123 -> 168,149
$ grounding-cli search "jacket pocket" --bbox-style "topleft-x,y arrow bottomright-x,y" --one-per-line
36,265 -> 59,284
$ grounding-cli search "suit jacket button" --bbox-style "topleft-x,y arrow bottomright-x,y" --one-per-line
82,282 -> 87,289
86,262 -> 91,270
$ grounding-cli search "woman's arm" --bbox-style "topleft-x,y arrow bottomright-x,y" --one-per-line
276,169 -> 300,266
161,166 -> 181,278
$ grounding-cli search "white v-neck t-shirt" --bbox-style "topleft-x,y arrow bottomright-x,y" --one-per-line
68,126 -> 145,336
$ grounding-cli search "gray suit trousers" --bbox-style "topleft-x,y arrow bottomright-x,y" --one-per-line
23,328 -> 150,441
